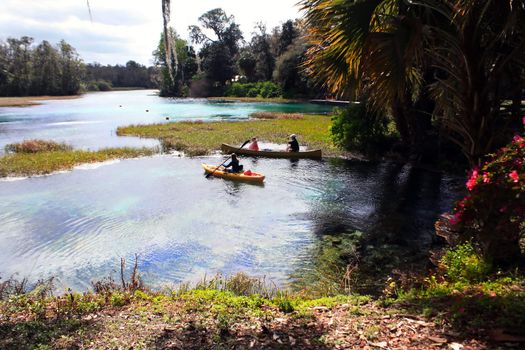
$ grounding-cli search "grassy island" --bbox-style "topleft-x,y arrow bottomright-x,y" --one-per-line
117,114 -> 341,157
0,140 -> 155,177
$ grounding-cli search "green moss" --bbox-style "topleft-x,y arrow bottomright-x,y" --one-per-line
116,115 -> 341,157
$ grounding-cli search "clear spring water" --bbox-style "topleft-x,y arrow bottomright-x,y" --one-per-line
0,91 -> 462,292
0,156 -> 462,292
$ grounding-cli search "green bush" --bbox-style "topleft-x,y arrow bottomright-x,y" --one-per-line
110,292 -> 127,307
225,81 -> 282,98
85,80 -> 112,92
258,81 -> 282,98
441,243 -> 492,283
330,104 -> 392,156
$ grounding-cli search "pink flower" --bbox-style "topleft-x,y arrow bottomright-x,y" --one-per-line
449,212 -> 462,225
466,169 -> 479,190
522,116 -> 525,125
500,206 -> 508,213
514,135 -> 523,143
483,172 -> 490,183
509,170 -> 519,183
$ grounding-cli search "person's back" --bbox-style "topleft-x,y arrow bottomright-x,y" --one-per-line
288,134 -> 299,152
248,137 -> 259,151
223,154 -> 243,172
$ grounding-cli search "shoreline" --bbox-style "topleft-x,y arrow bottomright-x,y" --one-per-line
0,95 -> 81,107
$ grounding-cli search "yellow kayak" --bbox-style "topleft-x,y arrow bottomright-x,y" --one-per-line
202,163 -> 265,183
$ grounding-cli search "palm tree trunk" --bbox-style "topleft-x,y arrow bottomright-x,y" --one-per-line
162,0 -> 178,81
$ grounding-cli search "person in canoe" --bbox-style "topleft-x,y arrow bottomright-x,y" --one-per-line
287,134 -> 299,152
223,153 -> 243,173
248,137 -> 259,151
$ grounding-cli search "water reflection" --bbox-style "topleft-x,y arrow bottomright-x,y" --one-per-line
292,159 -> 463,295
0,156 -> 462,293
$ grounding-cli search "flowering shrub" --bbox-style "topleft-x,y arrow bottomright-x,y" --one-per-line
449,133 -> 525,264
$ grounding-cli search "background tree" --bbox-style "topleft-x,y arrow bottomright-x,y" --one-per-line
0,37 -> 85,96
153,29 -> 197,96
250,23 -> 275,81
31,40 -> 60,95
189,8 -> 243,89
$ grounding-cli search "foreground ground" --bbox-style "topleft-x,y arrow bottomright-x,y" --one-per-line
0,291 -> 498,349
0,95 -> 80,107
1,273 -> 524,350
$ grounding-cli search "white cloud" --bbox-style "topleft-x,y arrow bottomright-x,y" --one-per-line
0,0 -> 301,65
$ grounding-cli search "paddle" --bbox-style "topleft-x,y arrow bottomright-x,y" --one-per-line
205,139 -> 250,178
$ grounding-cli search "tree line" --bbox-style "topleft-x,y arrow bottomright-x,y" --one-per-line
85,61 -> 158,91
0,37 -> 84,96
156,9 -> 324,98
0,37 -> 163,96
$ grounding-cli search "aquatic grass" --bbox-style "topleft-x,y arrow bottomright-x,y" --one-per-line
0,147 -> 156,177
117,114 -> 341,156
5,139 -> 72,153
250,112 -> 304,119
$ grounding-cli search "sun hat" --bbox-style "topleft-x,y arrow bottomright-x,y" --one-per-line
290,134 -> 296,138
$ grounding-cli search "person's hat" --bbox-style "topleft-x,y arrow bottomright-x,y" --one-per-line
290,134 -> 296,139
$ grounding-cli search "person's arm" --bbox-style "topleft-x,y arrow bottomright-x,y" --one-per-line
223,161 -> 231,168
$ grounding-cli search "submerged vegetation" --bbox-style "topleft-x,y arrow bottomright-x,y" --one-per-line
117,115 -> 340,157
0,140 -> 155,177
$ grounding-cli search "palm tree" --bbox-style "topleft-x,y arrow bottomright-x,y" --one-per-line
299,0 -> 426,152
301,0 -> 525,165
424,0 -> 525,165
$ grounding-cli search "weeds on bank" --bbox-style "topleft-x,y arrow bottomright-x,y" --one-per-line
117,114 -> 340,156
0,143 -> 156,177
384,243 -> 525,331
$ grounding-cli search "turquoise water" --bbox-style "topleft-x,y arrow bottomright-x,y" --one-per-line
0,90 -> 333,153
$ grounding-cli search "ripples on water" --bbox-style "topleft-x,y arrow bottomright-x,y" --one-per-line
0,91 -> 462,292
0,156 -> 463,292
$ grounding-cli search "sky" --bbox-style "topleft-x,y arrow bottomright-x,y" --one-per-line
0,0 -> 302,66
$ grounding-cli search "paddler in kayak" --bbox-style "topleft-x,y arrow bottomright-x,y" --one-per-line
223,153 -> 243,173
286,134 -> 299,152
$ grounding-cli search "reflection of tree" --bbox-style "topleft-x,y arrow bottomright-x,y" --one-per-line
291,158 -> 462,295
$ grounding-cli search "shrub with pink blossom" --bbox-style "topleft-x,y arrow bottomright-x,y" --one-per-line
449,134 -> 525,265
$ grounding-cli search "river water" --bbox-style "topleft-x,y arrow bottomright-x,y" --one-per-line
0,91 -> 462,293
0,90 -> 332,154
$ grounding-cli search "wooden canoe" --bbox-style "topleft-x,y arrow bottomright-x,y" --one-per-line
221,143 -> 322,159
